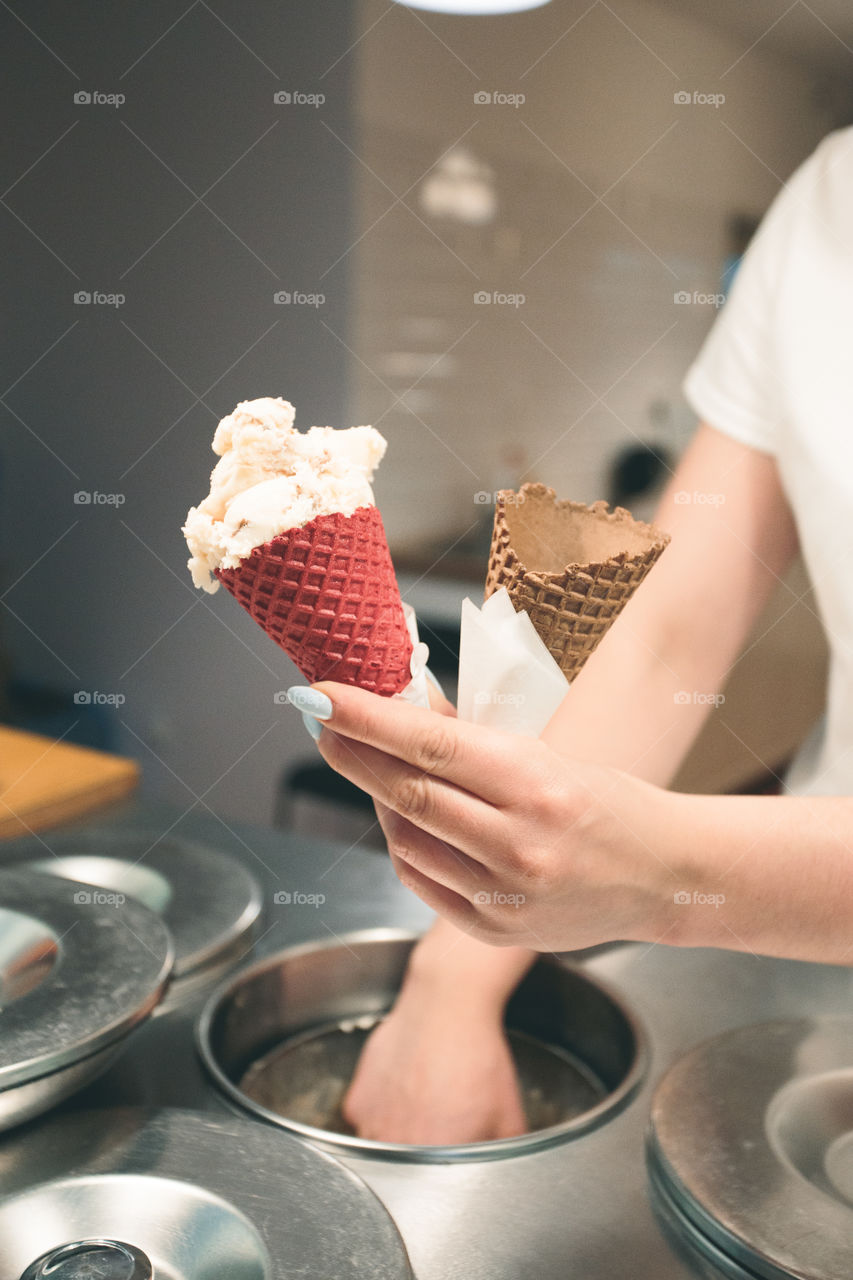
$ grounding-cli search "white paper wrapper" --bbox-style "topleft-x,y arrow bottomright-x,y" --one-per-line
457,588 -> 569,735
395,603 -> 431,710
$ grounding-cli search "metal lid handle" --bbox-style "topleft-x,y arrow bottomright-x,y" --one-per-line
19,1239 -> 152,1280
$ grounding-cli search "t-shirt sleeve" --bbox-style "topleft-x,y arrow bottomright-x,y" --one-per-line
682,150 -> 816,456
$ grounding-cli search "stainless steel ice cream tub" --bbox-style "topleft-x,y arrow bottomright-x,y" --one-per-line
197,928 -> 647,1162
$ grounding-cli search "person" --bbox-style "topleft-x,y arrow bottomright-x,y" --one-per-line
286,127 -> 853,1144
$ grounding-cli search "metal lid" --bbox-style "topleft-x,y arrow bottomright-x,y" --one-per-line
3,829 -> 262,994
0,1108 -> 412,1280
19,1240 -> 152,1280
0,870 -> 172,1089
648,1017 -> 853,1280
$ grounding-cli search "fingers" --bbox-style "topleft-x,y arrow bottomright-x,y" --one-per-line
308,681 -> 531,806
386,850 -> 476,929
318,729 -> 504,865
378,807 -> 491,900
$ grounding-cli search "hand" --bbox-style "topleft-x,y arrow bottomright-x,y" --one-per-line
292,681 -> 675,952
342,968 -> 527,1144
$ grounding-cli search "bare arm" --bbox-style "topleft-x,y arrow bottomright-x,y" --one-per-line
339,424 -> 808,1141
544,422 -> 798,779
405,424 -> 799,988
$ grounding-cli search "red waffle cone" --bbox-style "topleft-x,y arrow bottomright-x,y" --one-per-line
215,505 -> 413,696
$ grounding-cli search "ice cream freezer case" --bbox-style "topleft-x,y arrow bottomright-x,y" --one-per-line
3,802 -> 853,1280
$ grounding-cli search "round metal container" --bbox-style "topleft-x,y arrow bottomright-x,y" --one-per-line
197,928 -> 647,1162
647,1017 -> 853,1280
0,869 -> 173,1132
3,829 -> 262,1011
0,1107 -> 412,1279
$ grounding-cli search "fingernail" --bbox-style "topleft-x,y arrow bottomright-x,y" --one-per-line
286,686 -> 333,719
302,711 -> 323,742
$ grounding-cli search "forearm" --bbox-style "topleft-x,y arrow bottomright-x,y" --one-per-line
544,603 -> 717,785
662,791 -> 853,964
404,916 -> 535,1013
544,424 -> 798,786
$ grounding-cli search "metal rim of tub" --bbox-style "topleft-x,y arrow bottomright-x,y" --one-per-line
2,828 -> 263,1010
196,927 -> 649,1163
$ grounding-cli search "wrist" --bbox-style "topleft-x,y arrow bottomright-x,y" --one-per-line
644,789 -> 716,948
590,772 -> 691,946
402,925 -> 533,1019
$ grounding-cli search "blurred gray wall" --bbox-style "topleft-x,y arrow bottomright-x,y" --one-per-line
1,2 -> 355,823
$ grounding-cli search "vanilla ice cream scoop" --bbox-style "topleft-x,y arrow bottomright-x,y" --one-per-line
183,397 -> 387,592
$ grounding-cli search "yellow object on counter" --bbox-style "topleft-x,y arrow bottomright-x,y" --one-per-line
0,727 -> 139,840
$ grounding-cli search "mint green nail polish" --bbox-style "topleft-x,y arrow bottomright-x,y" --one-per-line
287,686 -> 333,719
302,711 -> 322,742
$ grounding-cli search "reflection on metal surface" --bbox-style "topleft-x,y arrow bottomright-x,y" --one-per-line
5,830 -> 263,1010
28,857 -> 172,913
198,929 -> 647,1162
19,1239 -> 152,1280
0,1109 -> 413,1280
648,1017 -> 853,1280
0,870 -> 172,1131
0,1041 -> 126,1133
769,1068 -> 853,1208
0,907 -> 57,1006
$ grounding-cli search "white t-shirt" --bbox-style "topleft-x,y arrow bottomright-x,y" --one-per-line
683,127 -> 853,797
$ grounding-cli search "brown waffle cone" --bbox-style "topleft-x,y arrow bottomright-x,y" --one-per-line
216,505 -> 413,696
485,483 -> 670,682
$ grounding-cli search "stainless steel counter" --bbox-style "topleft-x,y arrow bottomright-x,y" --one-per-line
18,802 -> 853,1280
